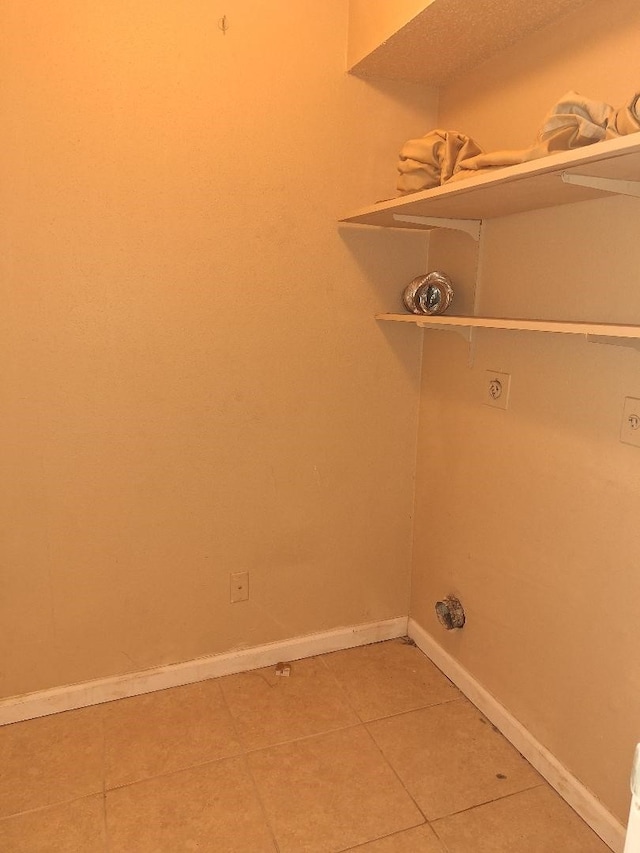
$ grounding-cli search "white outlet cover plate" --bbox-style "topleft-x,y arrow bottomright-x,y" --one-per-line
620,397 -> 640,447
484,370 -> 511,410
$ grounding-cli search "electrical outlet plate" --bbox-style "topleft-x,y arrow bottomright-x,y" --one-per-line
230,571 -> 249,603
483,370 -> 511,410
621,397 -> 640,447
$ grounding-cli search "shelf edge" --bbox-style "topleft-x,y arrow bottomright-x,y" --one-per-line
376,314 -> 640,345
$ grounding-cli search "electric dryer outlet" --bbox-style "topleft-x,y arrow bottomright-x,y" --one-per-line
621,397 -> 640,448
484,370 -> 511,410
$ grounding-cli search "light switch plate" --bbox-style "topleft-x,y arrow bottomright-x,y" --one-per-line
484,370 -> 511,410
620,397 -> 640,447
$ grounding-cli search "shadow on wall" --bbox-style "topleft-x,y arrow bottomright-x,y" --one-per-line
347,73 -> 440,115
338,224 -> 427,303
438,0 -> 640,144
338,223 -> 427,386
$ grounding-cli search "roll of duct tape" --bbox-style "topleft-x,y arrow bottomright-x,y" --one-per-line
402,271 -> 454,315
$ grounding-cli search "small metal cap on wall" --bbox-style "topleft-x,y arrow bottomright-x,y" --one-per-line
435,596 -> 466,630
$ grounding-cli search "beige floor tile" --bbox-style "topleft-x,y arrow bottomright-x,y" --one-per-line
106,756 -> 276,852
323,639 -> 460,721
220,656 -> 359,750
368,699 -> 541,819
248,725 -> 425,853
345,824 -> 445,851
0,707 -> 104,818
104,679 -> 241,788
433,785 -> 612,852
0,795 -> 106,852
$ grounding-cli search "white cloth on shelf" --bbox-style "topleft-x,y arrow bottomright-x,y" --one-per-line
397,91 -> 640,195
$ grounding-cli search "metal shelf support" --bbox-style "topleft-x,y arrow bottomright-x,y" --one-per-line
561,173 -> 640,198
392,214 -> 482,240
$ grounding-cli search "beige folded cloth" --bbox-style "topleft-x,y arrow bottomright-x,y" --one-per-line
397,91 -> 640,193
610,92 -> 640,136
397,129 -> 483,195
452,91 -> 640,181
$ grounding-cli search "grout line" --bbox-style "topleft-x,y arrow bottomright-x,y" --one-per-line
315,637 -> 462,727
362,699 -> 551,824
101,709 -> 109,853
337,821 -> 446,852
360,722 -> 429,828
315,650 -> 367,724
101,701 -> 489,798
0,791 -> 104,823
102,790 -> 109,853
103,750 -> 246,793
101,750 -> 282,851
241,720 -> 365,758
216,676 -> 240,741
360,695 -> 463,726
239,752 -> 282,853
101,724 -> 372,796
212,680 -> 281,853
217,657 -> 374,755
241,720 -> 366,754
432,825 -> 455,853
430,781 -> 548,824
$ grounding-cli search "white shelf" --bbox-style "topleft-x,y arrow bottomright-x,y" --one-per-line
341,134 -> 640,230
356,136 -> 640,352
376,313 -> 640,350
348,0 -> 591,87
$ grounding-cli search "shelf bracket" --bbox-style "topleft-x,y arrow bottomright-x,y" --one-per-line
416,320 -> 474,343
416,321 -> 477,366
392,214 -> 482,241
561,173 -> 640,198
586,334 -> 640,352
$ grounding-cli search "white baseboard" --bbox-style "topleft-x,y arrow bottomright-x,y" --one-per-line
408,617 -> 626,853
0,616 -> 408,727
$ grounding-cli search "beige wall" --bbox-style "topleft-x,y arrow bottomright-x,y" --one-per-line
347,0 -> 433,68
7,0 -> 634,826
0,0 -> 437,698
410,0 -> 640,823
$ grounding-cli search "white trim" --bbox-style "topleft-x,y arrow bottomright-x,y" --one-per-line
408,617 -> 625,853
0,617 -> 408,727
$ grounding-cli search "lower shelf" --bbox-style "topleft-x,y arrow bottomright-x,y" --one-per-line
376,313 -> 640,350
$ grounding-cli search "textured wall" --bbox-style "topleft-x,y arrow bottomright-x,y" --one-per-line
410,0 -> 640,823
0,0 -> 436,698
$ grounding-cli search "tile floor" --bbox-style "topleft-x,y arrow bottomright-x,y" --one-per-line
0,638 -> 612,852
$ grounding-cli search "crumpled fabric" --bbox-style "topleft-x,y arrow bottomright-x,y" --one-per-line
396,129 -> 483,195
601,91 -> 640,136
396,91 -> 640,195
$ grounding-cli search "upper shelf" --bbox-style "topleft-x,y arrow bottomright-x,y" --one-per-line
340,134 -> 640,230
348,0 -> 591,87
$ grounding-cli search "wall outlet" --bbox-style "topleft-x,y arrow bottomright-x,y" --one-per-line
230,571 -> 249,603
484,370 -> 511,410
621,397 -> 640,448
